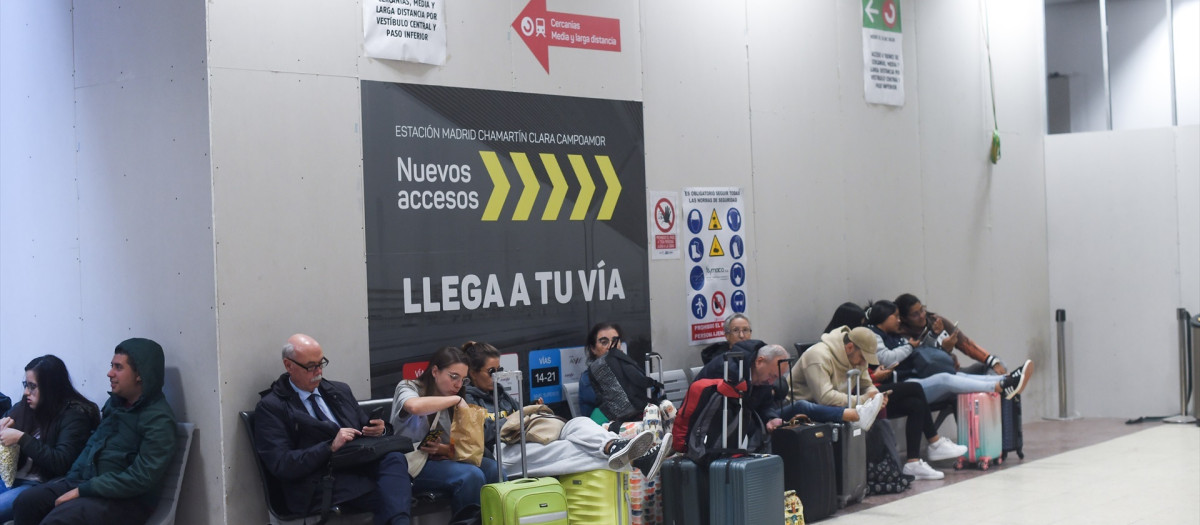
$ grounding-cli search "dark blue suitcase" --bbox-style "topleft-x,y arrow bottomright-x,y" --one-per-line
1001,393 -> 1025,460
709,454 -> 785,524
661,456 -> 707,525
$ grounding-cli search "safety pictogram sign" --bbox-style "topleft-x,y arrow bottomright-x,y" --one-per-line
709,236 -> 725,257
682,187 -> 748,345
649,192 -> 680,260
708,209 -> 722,230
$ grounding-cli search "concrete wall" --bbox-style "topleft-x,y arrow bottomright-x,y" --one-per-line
0,0 -> 81,391
1,0 -> 217,522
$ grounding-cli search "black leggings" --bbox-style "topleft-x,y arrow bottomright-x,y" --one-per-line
879,381 -> 935,460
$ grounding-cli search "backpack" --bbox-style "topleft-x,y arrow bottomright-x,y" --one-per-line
670,376 -> 765,463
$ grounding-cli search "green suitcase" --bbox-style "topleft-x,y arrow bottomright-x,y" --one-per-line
558,469 -> 630,525
481,477 -> 569,525
481,370 -> 569,524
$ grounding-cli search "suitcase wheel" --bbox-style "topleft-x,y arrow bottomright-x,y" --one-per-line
954,458 -> 964,470
995,457 -> 1004,466
978,459 -> 989,471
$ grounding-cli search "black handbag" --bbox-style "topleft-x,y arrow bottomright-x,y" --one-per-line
330,434 -> 414,469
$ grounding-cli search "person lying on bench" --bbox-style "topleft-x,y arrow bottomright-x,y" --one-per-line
460,342 -> 667,480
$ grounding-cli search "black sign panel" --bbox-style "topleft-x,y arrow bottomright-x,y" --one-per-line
362,82 -> 649,398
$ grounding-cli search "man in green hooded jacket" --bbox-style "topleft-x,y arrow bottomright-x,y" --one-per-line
14,338 -> 177,525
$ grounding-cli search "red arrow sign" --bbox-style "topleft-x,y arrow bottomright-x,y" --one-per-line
512,0 -> 621,73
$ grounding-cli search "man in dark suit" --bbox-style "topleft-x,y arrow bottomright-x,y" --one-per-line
253,333 -> 412,525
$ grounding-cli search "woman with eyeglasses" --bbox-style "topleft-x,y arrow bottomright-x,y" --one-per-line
0,355 -> 100,522
460,342 -> 521,456
460,341 -> 661,479
579,322 -> 673,433
390,346 -> 497,516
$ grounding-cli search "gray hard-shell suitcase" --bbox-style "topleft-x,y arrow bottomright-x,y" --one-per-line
832,369 -> 867,508
707,353 -> 785,523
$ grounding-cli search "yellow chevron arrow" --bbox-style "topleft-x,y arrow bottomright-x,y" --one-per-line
510,153 -> 540,221
479,151 -> 510,221
595,155 -> 621,220
569,154 -> 594,221
540,153 -> 567,221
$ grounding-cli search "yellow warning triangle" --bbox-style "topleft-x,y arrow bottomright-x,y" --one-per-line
709,209 -> 723,230
709,236 -> 725,257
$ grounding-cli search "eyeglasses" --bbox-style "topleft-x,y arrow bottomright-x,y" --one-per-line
22,380 -> 38,392
597,337 -> 620,347
729,328 -> 752,335
486,367 -> 500,375
287,357 -> 329,373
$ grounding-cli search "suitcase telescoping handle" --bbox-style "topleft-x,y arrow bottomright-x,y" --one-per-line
846,369 -> 862,409
645,352 -> 664,399
723,353 -> 746,449
491,369 -> 526,481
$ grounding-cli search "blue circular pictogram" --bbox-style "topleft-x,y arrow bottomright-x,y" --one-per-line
727,208 -> 743,232
730,263 -> 746,287
691,294 -> 708,319
729,235 -> 744,260
689,266 -> 705,291
731,290 -> 747,313
687,209 -> 704,235
688,238 -> 705,262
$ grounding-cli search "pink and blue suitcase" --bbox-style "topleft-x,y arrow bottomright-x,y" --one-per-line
955,392 -> 1002,470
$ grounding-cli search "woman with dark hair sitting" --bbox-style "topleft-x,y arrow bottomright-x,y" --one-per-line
578,322 -> 675,433
890,294 -> 1033,401
460,341 -> 661,479
390,346 -> 498,515
0,355 -> 100,522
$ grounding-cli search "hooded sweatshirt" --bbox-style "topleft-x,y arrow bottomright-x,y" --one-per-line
788,327 -> 878,408
67,338 -> 177,509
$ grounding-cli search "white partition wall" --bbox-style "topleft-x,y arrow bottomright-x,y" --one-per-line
1046,126 -> 1200,419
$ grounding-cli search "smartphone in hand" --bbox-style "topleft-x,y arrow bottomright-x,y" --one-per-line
421,429 -> 444,447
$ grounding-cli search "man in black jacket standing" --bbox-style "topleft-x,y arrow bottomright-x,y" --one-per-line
253,333 -> 412,525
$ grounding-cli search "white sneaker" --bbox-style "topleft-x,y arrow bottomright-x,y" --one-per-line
926,436 -> 968,462
902,459 -> 945,480
854,394 -> 883,431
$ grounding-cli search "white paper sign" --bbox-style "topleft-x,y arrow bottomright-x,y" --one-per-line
648,191 -> 680,260
862,0 -> 904,106
364,0 -> 447,65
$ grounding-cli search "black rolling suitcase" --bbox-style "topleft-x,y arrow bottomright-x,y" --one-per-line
832,369 -> 867,508
772,419 -> 837,521
771,358 -> 838,521
660,456 -> 707,525
1001,393 -> 1025,461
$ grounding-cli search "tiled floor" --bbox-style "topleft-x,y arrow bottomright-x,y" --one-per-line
820,419 -> 1200,525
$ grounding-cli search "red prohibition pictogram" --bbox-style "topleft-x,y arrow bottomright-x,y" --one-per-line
711,291 -> 727,317
654,198 -> 675,233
